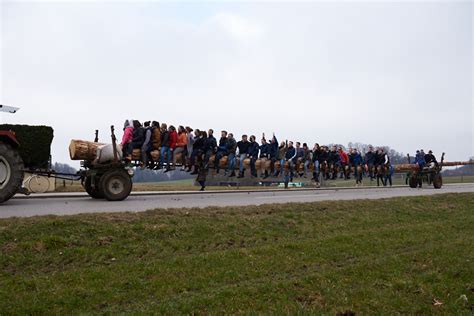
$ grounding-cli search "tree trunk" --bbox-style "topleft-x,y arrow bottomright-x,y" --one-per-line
69,140 -> 104,161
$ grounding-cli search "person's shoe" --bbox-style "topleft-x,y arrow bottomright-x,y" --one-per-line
237,173 -> 244,178
230,171 -> 236,177
164,168 -> 171,173
199,187 -> 205,191
216,169 -> 220,174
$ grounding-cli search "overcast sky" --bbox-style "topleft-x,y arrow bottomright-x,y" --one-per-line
1,0 -> 473,165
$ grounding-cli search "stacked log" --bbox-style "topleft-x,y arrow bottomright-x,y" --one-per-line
69,140 -> 104,161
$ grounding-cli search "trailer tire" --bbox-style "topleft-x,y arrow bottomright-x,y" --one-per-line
0,143 -> 24,203
433,174 -> 443,189
99,169 -> 132,201
409,176 -> 418,188
83,176 -> 104,199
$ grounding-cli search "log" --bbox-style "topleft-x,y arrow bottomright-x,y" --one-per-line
441,161 -> 474,167
69,140 -> 105,161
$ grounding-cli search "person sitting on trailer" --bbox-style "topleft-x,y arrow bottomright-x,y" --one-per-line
293,142 -> 304,178
328,146 -> 340,180
185,126 -> 194,171
141,121 -> 153,169
190,129 -> 203,175
120,119 -> 134,160
172,126 -> 187,170
248,135 -> 260,178
320,146 -> 330,180
302,143 -> 311,178
274,140 -> 287,177
151,121 -> 161,150
352,148 -> 364,185
268,133 -> 278,177
214,130 -> 229,174
339,147 -> 349,179
384,156 -> 394,187
225,133 -> 237,177
132,120 -> 145,151
364,145 -> 376,180
414,150 -> 426,170
286,141 -> 297,182
424,150 -> 438,167
237,135 -> 251,178
311,143 -> 322,182
259,135 -> 269,178
159,123 -> 170,170
203,129 -> 217,170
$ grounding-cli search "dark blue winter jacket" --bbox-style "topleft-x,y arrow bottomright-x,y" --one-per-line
285,147 -> 296,161
248,142 -> 260,158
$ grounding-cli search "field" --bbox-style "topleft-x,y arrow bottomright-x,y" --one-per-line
54,175 -> 474,193
1,193 -> 473,314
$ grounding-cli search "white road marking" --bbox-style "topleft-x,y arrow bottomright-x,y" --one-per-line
256,194 -> 330,199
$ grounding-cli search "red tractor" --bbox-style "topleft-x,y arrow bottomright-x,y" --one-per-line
0,105 -> 25,203
0,105 -> 59,203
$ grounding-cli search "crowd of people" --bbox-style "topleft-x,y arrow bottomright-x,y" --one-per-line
120,120 -> 437,190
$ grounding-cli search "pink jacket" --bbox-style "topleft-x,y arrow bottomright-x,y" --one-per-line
121,127 -> 134,145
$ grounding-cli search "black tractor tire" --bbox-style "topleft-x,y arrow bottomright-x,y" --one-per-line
0,143 -> 24,203
83,175 -> 104,199
433,174 -> 443,189
409,176 -> 418,188
98,169 -> 132,201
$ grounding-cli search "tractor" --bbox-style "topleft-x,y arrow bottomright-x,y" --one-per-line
0,106 -> 25,203
0,105 -> 74,203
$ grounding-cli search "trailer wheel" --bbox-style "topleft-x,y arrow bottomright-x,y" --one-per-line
0,143 -> 24,203
409,176 -> 418,188
83,176 -> 104,199
433,174 -> 443,189
99,169 -> 132,201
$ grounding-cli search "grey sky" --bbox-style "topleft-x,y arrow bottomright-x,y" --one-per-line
1,0 -> 472,165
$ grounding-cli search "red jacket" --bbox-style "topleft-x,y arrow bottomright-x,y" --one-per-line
121,127 -> 134,145
339,151 -> 349,165
169,130 -> 178,149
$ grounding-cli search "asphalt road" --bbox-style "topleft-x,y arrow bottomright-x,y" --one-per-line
1,183 -> 473,218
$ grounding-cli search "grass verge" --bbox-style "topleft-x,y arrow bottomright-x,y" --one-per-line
1,193 -> 473,314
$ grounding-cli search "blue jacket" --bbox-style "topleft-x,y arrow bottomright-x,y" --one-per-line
268,137 -> 278,159
248,142 -> 260,158
217,137 -> 228,153
414,153 -> 426,166
352,153 -> 363,165
285,147 -> 296,161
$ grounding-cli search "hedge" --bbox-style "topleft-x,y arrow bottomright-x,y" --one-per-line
0,124 -> 54,169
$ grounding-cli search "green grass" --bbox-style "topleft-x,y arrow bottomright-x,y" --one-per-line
1,194 -> 473,314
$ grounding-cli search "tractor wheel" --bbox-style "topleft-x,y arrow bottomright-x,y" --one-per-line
99,169 -> 132,201
409,176 -> 418,188
0,143 -> 24,203
83,176 -> 104,199
433,174 -> 443,189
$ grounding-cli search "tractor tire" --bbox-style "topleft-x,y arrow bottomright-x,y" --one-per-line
98,169 -> 132,201
0,143 -> 24,203
433,174 -> 443,189
409,176 -> 418,188
83,176 -> 104,199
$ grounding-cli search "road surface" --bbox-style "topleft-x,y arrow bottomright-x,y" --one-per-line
1,184 -> 473,218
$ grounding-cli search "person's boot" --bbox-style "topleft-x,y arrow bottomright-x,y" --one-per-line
230,170 -> 236,177
237,171 -> 244,178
